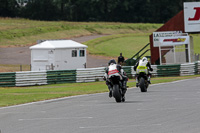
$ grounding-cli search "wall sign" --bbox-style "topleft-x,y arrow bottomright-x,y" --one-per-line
184,2 -> 200,32
159,36 -> 190,47
153,31 -> 182,47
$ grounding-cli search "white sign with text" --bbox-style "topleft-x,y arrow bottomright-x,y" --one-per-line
184,2 -> 200,32
153,31 -> 182,47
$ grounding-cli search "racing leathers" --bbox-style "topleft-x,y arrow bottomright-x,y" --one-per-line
104,63 -> 128,98
134,57 -> 153,86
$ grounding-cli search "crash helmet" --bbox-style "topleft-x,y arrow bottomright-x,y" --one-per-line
142,57 -> 148,62
108,59 -> 117,65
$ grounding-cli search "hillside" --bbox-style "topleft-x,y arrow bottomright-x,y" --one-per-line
0,18 -> 162,47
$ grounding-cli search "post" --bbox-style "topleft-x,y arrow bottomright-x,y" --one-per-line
174,45 -> 176,64
159,45 -> 162,65
20,65 -> 22,71
185,44 -> 189,63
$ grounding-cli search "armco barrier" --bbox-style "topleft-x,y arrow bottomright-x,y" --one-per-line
157,64 -> 181,76
0,72 -> 16,87
76,67 -> 105,83
46,70 -> 76,84
180,62 -> 196,76
122,66 -> 133,78
151,65 -> 158,76
197,61 -> 200,74
0,62 -> 199,87
16,71 -> 47,86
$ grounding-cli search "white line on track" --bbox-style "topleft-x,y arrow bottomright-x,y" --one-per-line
0,78 -> 198,110
0,93 -> 104,110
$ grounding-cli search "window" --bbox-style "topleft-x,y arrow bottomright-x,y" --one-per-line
72,50 -> 77,57
79,50 -> 85,57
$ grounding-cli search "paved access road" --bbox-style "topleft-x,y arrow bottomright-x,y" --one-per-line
0,78 -> 200,133
0,35 -> 109,68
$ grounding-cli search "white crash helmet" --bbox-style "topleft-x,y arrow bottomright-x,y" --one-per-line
142,57 -> 147,62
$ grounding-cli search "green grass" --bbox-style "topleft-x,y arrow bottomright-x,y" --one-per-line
0,18 -> 162,47
0,64 -> 30,72
0,75 -> 200,107
84,33 -> 150,58
0,82 -> 108,107
191,34 -> 200,54
84,33 -> 200,60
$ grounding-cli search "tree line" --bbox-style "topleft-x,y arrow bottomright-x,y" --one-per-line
0,0 -> 198,23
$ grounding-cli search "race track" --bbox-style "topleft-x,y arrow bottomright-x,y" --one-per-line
0,78 -> 200,133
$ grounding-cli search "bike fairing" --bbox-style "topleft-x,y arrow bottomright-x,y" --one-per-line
108,64 -> 122,80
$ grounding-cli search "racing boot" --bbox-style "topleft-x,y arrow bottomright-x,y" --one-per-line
121,80 -> 127,102
122,79 -> 127,91
148,76 -> 151,84
136,78 -> 139,87
108,84 -> 112,98
122,95 -> 125,102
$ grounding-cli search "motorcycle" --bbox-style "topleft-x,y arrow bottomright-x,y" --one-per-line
108,64 -> 125,102
136,66 -> 149,92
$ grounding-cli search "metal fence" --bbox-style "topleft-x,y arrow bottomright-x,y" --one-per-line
0,61 -> 199,87
16,71 -> 47,87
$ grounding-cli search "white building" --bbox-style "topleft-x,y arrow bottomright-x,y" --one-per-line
30,40 -> 88,71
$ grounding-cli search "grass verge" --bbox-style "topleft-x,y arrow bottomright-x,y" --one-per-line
0,64 -> 30,72
0,75 -> 199,107
84,33 -> 200,59
84,33 -> 150,58
0,18 -> 162,47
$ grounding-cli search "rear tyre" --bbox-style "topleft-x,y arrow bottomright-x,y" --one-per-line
140,77 -> 147,92
113,84 -> 122,102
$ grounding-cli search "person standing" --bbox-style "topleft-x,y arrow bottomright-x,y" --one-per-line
118,53 -> 125,65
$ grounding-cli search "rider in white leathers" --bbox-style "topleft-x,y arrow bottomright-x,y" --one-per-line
104,59 -> 128,98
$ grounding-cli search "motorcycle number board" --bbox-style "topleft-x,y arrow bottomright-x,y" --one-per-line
184,2 -> 200,32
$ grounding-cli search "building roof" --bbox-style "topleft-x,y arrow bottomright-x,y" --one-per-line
30,40 -> 88,49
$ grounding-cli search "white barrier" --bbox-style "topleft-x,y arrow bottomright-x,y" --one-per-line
198,61 -> 200,74
180,62 -> 198,76
16,71 -> 47,86
12,62 -> 200,86
76,67 -> 105,83
151,65 -> 158,76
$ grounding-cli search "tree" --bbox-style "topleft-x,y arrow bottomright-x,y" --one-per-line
22,0 -> 59,20
1,0 -> 197,23
0,0 -> 19,17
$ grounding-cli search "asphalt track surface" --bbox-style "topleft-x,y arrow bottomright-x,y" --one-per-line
0,78 -> 200,133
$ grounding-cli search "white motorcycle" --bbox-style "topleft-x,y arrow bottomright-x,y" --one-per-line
107,64 -> 125,102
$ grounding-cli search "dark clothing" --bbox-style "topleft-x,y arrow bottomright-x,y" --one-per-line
118,56 -> 125,64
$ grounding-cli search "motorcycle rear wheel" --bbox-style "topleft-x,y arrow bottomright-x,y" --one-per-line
113,84 -> 122,102
139,77 -> 147,92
